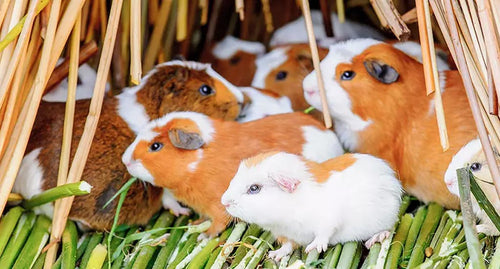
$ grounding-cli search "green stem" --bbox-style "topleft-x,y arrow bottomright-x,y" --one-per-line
22,181 -> 92,209
361,243 -> 380,269
350,243 -> 363,269
61,221 -> 78,269
0,206 -> 24,256
457,168 -> 486,269
337,242 -> 359,269
385,214 -> 413,269
167,232 -> 199,269
79,232 -> 104,269
469,171 -> 500,231
12,215 -> 51,269
151,215 -> 189,269
211,222 -> 247,269
85,244 -> 107,269
175,238 -> 209,269
0,211 -> 36,268
186,237 -> 220,269
231,224 -> 262,267
234,231 -> 272,269
401,206 -> 427,267
245,232 -> 275,269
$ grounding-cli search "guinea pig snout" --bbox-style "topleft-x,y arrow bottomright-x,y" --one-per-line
221,194 -> 235,208
304,87 -> 317,97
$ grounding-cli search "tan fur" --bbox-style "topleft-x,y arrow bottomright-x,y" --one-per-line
201,48 -> 258,86
306,154 -> 356,183
338,44 -> 477,208
243,151 -> 281,168
264,44 -> 328,121
131,112 -> 328,235
29,64 -> 242,230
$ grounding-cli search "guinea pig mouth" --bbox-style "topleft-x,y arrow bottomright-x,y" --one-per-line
125,161 -> 155,185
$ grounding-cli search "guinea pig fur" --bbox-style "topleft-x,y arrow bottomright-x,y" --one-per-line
252,44 -> 329,123
444,138 -> 500,236
13,61 -> 244,230
121,111 -> 344,235
269,10 -> 384,47
302,38 -> 477,209
200,35 -> 266,86
221,152 -> 402,260
237,87 -> 293,122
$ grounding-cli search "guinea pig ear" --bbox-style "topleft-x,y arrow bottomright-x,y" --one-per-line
168,129 -> 205,150
269,173 -> 301,193
363,59 -> 399,84
172,54 -> 186,61
296,53 -> 313,70
174,67 -> 189,83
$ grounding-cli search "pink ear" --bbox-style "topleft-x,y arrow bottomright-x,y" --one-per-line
269,173 -> 301,193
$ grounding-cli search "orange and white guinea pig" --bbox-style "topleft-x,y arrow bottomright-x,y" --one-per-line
237,87 -> 292,122
303,38 -> 477,209
13,61 -> 244,230
122,111 -> 344,235
269,10 -> 384,47
221,152 -> 402,261
201,35 -> 266,86
444,138 -> 500,235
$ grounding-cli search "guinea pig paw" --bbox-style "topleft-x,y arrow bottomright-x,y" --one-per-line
365,230 -> 391,249
305,238 -> 329,254
169,206 -> 191,216
476,224 -> 500,236
268,245 -> 293,262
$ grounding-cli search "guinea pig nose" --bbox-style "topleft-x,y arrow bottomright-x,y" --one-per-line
222,199 -> 235,208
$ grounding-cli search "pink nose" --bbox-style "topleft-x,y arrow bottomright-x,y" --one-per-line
445,181 -> 453,186
305,89 -> 316,96
222,200 -> 234,208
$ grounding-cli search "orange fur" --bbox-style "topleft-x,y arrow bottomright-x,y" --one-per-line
264,44 -> 329,113
337,44 -> 476,208
132,113 -> 328,235
243,151 -> 281,167
201,48 -> 258,86
306,154 -> 356,183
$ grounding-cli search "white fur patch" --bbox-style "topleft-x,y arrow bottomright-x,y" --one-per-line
43,63 -> 110,102
439,71 -> 447,92
237,87 -> 293,122
302,39 -> 379,150
444,138 -> 482,195
188,149 -> 203,172
392,41 -> 450,71
269,10 -> 384,47
251,47 -> 290,88
13,148 -> 53,217
301,126 -> 344,162
212,36 -> 265,59
117,87 -> 151,134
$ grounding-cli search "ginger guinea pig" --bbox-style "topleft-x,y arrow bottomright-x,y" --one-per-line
122,111 -> 344,235
444,138 -> 500,236
252,44 -> 329,119
201,35 -> 265,86
302,38 -> 477,209
237,87 -> 293,122
13,61 -> 244,230
221,152 -> 402,260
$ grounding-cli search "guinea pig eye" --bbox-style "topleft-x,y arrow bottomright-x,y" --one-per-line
247,184 -> 262,194
230,56 -> 241,65
199,84 -> 215,96
149,142 -> 163,152
275,71 -> 288,81
470,162 -> 482,171
340,71 -> 356,81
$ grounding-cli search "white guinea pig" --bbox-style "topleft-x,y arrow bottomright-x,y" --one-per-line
221,152 -> 402,260
238,87 -> 293,122
444,138 -> 500,236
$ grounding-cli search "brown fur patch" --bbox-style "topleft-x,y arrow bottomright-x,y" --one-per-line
136,65 -> 241,121
202,49 -> 258,86
306,154 -> 356,183
243,151 -> 281,168
335,43 -> 477,209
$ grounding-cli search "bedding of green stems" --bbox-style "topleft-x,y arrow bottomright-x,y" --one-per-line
1,175 -> 499,268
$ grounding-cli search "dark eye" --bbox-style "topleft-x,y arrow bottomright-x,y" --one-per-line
247,184 -> 262,194
149,142 -> 163,152
230,56 -> 241,65
340,71 -> 356,80
275,71 -> 288,81
199,84 -> 215,96
470,162 -> 482,171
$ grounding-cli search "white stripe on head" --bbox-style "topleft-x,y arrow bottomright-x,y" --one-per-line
212,36 -> 266,59
251,47 -> 290,88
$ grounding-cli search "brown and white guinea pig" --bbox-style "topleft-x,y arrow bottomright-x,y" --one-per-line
252,44 -> 329,115
237,87 -> 293,122
121,111 -> 344,235
221,152 -> 402,260
302,38 -> 478,209
444,138 -> 500,235
201,35 -> 266,86
12,61 -> 244,230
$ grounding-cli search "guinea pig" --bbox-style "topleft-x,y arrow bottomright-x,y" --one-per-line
252,44 -> 329,116
42,63 -> 110,102
13,61 -> 244,230
221,152 -> 402,260
302,38 -> 477,209
444,138 -> 500,236
121,111 -> 344,235
237,87 -> 293,122
269,10 -> 384,47
200,35 -> 266,86
391,41 -> 450,71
